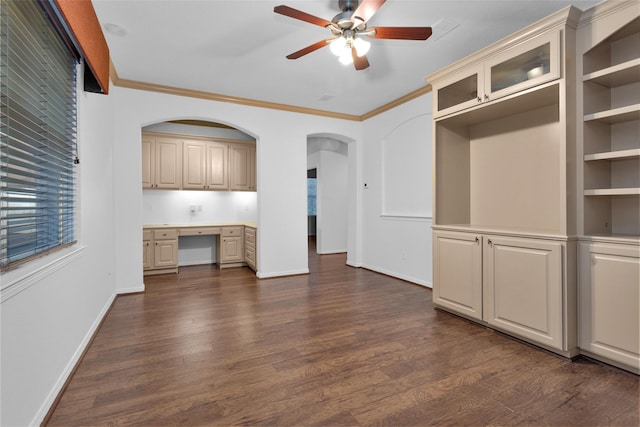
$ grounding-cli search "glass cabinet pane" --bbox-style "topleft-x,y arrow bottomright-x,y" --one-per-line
437,74 -> 478,111
490,43 -> 551,92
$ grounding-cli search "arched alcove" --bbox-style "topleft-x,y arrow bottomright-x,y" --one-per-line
141,118 -> 258,268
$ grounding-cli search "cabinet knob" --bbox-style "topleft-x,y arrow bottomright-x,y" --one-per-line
477,96 -> 482,102
475,237 -> 479,244
487,238 -> 492,246
484,94 -> 489,101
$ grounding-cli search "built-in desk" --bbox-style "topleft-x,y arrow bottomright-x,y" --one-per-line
143,223 -> 257,275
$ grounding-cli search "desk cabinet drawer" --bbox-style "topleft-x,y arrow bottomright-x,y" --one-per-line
180,227 -> 221,236
222,226 -> 243,237
153,229 -> 178,240
245,227 -> 256,243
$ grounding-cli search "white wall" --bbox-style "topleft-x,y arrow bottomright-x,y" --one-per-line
0,82 -> 117,426
360,93 -> 434,287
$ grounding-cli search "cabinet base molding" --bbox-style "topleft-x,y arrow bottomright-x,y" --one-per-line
219,262 -> 248,269
144,267 -> 178,276
434,306 -> 580,359
579,350 -> 640,375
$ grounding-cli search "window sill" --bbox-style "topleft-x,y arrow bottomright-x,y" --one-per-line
1,245 -> 86,303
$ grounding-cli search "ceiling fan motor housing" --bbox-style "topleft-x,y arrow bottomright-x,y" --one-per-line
338,0 -> 358,12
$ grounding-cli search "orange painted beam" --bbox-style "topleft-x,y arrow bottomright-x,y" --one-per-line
54,0 -> 110,94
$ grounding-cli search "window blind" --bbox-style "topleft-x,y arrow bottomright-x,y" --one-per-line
0,0 -> 78,271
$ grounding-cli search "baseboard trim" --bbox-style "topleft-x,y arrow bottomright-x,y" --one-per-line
38,291 -> 118,426
256,268 -> 309,279
360,263 -> 432,288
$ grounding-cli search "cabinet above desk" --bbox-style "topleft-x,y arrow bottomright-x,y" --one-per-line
142,131 -> 256,192
143,223 -> 257,275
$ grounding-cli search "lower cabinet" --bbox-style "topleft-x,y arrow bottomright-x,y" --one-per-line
143,228 -> 179,275
579,242 -> 640,373
484,235 -> 563,350
433,231 -> 483,320
217,226 -> 244,268
433,229 -> 573,355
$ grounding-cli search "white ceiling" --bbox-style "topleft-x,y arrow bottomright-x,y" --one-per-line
92,0 -> 601,116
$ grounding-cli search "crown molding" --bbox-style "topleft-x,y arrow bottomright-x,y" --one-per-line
109,61 -> 431,122
360,84 -> 432,120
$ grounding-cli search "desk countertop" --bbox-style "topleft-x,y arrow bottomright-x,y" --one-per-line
144,222 -> 257,229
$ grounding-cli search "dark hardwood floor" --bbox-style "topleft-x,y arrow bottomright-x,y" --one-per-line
47,240 -> 639,426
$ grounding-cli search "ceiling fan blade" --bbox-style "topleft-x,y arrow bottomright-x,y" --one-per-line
370,26 -> 433,40
274,5 -> 333,28
352,48 -> 370,70
286,39 -> 332,60
352,0 -> 386,24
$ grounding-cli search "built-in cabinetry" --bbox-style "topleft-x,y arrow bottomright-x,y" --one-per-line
142,131 -> 256,192
244,226 -> 257,271
143,224 -> 256,275
433,29 -> 560,118
576,1 -> 640,373
142,135 -> 182,189
143,228 -> 179,275
429,7 -> 580,357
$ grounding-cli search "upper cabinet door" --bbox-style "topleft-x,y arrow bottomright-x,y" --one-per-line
182,140 -> 206,190
485,30 -> 561,102
432,30 -> 561,118
433,65 -> 483,118
206,142 -> 229,191
155,138 -> 182,189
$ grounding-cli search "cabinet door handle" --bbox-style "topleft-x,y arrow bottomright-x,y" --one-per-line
475,237 -> 479,244
476,96 -> 481,102
484,94 -> 489,101
487,238 -> 492,246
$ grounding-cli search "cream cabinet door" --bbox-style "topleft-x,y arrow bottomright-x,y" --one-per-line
155,138 -> 182,189
484,236 -> 563,350
579,243 -> 640,372
206,142 -> 229,190
221,236 -> 243,263
433,230 -> 483,320
154,239 -> 178,268
229,143 -> 256,191
141,137 -> 154,189
143,232 -> 153,270
182,140 -> 206,189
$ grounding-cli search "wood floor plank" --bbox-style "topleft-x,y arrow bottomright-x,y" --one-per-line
45,241 -> 639,426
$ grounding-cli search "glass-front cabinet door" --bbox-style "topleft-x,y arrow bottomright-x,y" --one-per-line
433,65 -> 484,118
484,30 -> 560,102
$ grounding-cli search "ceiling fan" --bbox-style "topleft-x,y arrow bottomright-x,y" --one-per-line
274,0 -> 432,70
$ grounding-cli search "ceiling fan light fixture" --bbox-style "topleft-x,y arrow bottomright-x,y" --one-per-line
330,36 -> 348,56
353,37 -> 370,57
339,50 -> 354,65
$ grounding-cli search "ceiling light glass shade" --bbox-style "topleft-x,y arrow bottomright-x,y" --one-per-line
353,37 -> 370,57
330,37 -> 347,56
339,50 -> 353,65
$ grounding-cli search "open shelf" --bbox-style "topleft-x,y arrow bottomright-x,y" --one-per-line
584,104 -> 640,124
584,188 -> 640,196
583,58 -> 640,87
581,14 -> 639,241
584,148 -> 640,161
